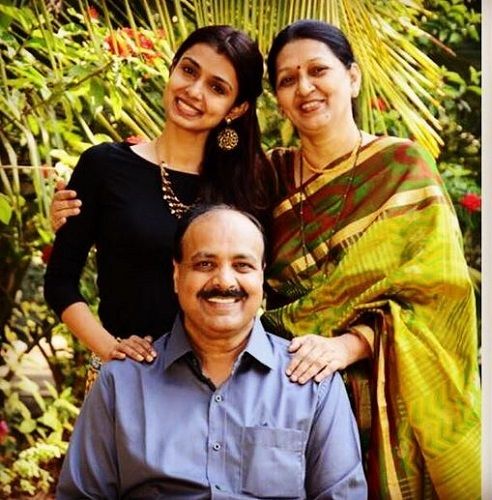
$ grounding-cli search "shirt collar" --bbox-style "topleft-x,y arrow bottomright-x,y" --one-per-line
242,316 -> 275,370
163,315 -> 275,371
162,315 -> 194,371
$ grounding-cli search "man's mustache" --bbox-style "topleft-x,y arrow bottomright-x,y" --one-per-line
198,287 -> 247,300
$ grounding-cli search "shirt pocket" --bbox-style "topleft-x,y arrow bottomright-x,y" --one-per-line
240,426 -> 305,498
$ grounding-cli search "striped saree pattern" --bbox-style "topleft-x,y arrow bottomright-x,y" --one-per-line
264,137 -> 481,499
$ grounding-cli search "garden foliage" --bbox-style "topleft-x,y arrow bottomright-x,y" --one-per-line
0,0 -> 481,496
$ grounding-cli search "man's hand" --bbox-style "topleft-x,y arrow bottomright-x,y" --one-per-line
108,335 -> 157,363
51,179 -> 81,231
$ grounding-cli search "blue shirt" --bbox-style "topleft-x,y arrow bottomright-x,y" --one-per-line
57,317 -> 367,499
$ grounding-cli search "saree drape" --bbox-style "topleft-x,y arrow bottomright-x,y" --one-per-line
264,137 -> 480,499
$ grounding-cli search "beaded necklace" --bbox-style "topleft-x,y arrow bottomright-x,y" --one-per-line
154,137 -> 198,218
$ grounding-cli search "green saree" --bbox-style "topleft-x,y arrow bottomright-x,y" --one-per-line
264,136 -> 481,499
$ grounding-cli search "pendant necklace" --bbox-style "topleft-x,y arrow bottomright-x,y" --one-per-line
154,137 -> 196,219
298,129 -> 363,271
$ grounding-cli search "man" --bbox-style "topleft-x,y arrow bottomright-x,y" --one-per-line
57,205 -> 367,499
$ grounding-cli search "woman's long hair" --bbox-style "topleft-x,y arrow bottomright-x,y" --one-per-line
171,26 -> 277,219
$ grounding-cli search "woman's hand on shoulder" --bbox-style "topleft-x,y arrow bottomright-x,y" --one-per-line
286,331 -> 371,384
108,335 -> 157,363
286,335 -> 351,384
50,179 -> 81,231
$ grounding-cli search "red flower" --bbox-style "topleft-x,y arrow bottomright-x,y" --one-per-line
371,97 -> 387,112
0,420 -> 9,444
138,34 -> 154,50
104,29 -> 157,61
105,33 -> 131,57
87,6 -> 99,19
125,136 -> 146,145
459,193 -> 481,213
41,244 -> 53,265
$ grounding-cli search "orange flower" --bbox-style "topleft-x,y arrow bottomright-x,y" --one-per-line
371,97 -> 387,112
87,6 -> 99,19
104,28 -> 157,61
105,32 -> 132,57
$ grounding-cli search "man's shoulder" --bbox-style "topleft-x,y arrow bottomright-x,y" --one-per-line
264,331 -> 290,352
263,331 -> 338,392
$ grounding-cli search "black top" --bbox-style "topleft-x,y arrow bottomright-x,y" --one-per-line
44,142 -> 201,340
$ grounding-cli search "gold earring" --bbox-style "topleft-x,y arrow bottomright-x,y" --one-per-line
217,117 -> 239,151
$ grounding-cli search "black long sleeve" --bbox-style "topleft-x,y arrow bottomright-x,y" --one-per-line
44,142 -> 200,340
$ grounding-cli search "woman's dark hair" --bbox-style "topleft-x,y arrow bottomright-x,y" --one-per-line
266,20 -> 358,117
173,204 -> 266,265
171,26 -> 276,220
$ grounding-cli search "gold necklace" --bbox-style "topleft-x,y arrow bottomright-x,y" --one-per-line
298,129 -> 363,270
301,131 -> 363,175
154,137 -> 195,219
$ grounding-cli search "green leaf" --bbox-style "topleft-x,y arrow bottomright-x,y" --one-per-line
17,418 -> 37,434
38,409 -> 62,431
467,85 -> 481,96
0,193 -> 13,225
0,5 -> 35,32
90,77 -> 106,110
109,86 -> 123,120
280,119 -> 294,146
27,114 -> 40,136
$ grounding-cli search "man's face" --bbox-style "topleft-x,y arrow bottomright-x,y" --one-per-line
173,210 -> 264,342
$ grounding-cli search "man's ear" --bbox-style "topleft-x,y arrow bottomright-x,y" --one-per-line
226,101 -> 249,122
172,260 -> 179,294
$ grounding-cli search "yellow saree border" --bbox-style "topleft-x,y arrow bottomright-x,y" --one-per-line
376,339 -> 404,499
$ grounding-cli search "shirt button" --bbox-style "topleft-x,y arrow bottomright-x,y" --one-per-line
214,394 -> 223,402
212,442 -> 221,451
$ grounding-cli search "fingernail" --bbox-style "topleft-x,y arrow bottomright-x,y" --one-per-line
137,355 -> 144,361
146,355 -> 153,362
151,351 -> 157,357
286,370 -> 291,376
290,376 -> 297,382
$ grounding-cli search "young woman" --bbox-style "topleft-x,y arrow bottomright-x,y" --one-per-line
44,26 -> 275,369
263,19 -> 480,499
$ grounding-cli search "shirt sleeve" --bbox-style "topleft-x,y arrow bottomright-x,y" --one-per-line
305,372 -> 368,499
44,145 -> 103,318
56,369 -> 119,499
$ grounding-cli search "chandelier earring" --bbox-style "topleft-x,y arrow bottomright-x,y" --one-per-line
217,117 -> 239,151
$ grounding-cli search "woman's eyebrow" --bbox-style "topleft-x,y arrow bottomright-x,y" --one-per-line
181,56 -> 233,91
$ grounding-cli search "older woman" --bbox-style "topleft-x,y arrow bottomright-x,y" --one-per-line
264,19 -> 480,500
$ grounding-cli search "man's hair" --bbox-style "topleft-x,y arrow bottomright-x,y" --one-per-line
173,204 -> 266,265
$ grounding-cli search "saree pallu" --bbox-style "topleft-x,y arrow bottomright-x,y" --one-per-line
264,137 -> 481,499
